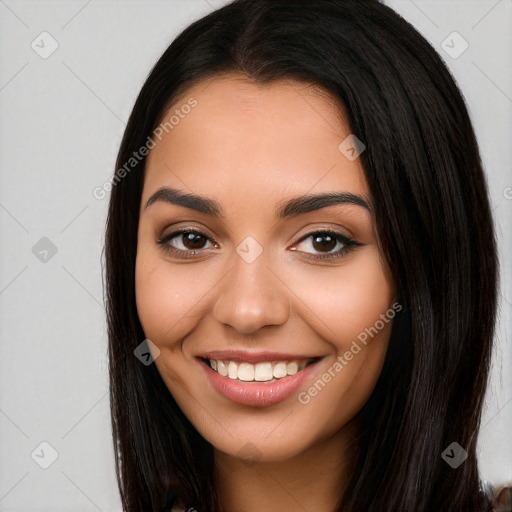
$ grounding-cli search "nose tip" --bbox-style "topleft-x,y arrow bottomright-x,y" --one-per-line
223,302 -> 284,335
212,255 -> 290,335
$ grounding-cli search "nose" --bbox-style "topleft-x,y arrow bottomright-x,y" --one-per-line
211,249 -> 290,335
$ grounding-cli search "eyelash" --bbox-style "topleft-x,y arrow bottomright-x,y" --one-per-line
156,229 -> 362,261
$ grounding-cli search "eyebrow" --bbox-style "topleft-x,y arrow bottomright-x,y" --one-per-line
144,186 -> 371,217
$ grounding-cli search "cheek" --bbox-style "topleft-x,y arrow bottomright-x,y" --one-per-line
290,252 -> 394,432
284,249 -> 395,347
134,250 -> 214,345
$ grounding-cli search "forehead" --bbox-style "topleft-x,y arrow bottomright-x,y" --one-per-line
142,74 -> 369,208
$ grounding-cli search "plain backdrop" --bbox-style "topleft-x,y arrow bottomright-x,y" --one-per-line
0,1 -> 511,510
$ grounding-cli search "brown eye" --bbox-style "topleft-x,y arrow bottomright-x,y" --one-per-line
293,230 -> 362,261
311,233 -> 337,252
157,229 -> 216,257
182,231 -> 208,250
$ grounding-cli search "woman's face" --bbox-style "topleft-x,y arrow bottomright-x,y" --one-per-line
135,75 -> 395,462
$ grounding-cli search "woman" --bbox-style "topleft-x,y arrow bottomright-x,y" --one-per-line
105,1 -> 507,510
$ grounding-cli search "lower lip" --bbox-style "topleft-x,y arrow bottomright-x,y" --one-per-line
198,358 -> 322,407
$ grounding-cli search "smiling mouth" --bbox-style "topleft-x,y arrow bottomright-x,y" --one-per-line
200,357 -> 320,383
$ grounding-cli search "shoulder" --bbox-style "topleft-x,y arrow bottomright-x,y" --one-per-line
490,485 -> 512,512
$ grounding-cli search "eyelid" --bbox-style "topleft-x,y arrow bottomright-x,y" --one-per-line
290,229 -> 362,259
291,227 -> 361,247
157,228 -> 218,250
156,226 -> 362,262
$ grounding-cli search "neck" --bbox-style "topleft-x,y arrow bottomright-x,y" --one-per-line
213,425 -> 357,512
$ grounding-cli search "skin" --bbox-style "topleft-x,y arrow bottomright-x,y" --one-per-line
135,74 -> 396,512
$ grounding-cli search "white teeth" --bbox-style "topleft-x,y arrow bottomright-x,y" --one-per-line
238,362 -> 255,381
217,360 -> 228,377
254,362 -> 272,381
273,362 -> 287,378
228,361 -> 238,379
208,358 -> 311,382
287,361 -> 298,376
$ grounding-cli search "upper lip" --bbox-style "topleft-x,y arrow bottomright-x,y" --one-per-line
198,350 -> 321,364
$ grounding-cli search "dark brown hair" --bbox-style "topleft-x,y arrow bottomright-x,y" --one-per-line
105,1 -> 499,510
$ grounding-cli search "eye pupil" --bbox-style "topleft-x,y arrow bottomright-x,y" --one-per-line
312,234 -> 336,252
183,232 -> 206,249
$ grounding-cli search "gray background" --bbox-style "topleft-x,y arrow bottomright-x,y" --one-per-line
0,0 -> 511,510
